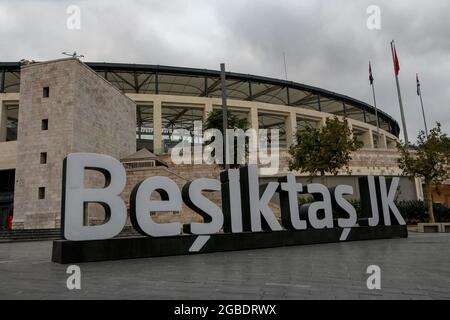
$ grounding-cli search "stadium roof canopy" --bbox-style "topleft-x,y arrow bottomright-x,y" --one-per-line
0,61 -> 400,137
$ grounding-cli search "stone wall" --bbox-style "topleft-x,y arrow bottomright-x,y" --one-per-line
13,59 -> 136,229
0,141 -> 17,170
122,164 -> 222,226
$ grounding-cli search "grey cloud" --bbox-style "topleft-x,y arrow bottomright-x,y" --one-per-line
0,0 -> 448,140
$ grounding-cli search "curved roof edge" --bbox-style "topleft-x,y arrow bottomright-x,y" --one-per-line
0,61 -> 400,136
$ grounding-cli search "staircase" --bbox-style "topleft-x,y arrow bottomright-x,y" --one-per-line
0,228 -> 62,243
0,226 -> 143,243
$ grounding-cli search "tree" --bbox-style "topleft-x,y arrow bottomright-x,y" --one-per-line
288,117 -> 363,181
203,109 -> 248,168
204,109 -> 248,133
397,123 -> 450,223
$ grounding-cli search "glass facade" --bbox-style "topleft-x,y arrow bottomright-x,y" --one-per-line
296,115 -> 321,131
345,104 -> 366,123
258,112 -> 287,148
1,70 -> 20,93
158,74 -> 204,96
161,103 -> 204,154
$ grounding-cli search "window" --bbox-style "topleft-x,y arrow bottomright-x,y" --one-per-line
353,127 -> 371,148
3,70 -> 20,93
136,104 -> 154,151
258,112 -> 287,148
38,187 -> 46,200
296,116 -> 321,131
43,87 -> 49,98
41,119 -> 48,131
5,105 -> 18,141
40,152 -> 47,164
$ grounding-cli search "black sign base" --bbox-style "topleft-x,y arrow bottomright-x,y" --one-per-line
52,225 -> 407,264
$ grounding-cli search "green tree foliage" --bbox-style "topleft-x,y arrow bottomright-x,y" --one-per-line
288,117 -> 363,180
397,123 -> 450,223
203,109 -> 248,168
395,200 -> 450,225
204,109 -> 248,132
342,199 -> 450,224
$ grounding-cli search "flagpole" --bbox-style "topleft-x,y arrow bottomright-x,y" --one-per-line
369,62 -> 381,148
371,83 -> 381,147
417,74 -> 429,137
220,63 -> 230,170
390,40 -> 409,144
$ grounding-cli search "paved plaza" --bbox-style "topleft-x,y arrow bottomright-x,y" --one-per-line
0,232 -> 449,300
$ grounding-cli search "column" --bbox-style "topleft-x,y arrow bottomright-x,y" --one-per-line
364,129 -> 374,149
285,111 -> 297,146
250,107 -> 259,131
379,133 -> 387,149
204,101 -> 213,120
347,122 -> 354,140
0,100 -> 7,142
153,99 -> 162,155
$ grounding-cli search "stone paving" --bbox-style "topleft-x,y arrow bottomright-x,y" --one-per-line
0,232 -> 449,300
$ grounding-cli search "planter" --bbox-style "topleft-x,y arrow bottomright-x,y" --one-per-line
417,223 -> 448,233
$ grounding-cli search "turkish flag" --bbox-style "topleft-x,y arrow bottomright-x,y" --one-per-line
394,47 -> 400,76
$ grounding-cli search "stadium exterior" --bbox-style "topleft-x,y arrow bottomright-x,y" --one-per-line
0,58 -> 426,230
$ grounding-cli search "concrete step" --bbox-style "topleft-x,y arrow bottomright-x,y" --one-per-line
0,226 -> 143,242
118,226 -> 144,238
0,229 -> 62,242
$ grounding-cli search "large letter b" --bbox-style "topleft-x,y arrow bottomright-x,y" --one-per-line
62,153 -> 127,241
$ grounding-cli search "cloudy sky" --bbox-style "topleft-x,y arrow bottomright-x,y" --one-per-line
0,0 -> 449,141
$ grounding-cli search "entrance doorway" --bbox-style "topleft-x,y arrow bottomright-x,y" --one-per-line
0,170 -> 15,230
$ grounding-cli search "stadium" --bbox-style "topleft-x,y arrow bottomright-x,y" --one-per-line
0,58 -> 423,230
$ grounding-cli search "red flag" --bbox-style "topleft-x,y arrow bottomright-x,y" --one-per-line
369,62 -> 374,85
393,46 -> 400,76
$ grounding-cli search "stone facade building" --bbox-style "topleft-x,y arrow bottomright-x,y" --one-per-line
11,59 -> 136,229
